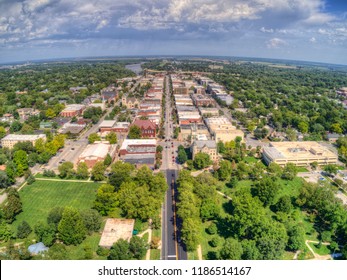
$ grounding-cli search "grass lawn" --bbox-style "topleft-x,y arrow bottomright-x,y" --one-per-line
243,157 -> 259,163
12,180 -> 101,233
150,249 -> 161,260
275,177 -> 304,202
282,251 -> 295,260
297,167 -> 309,172
312,243 -> 332,255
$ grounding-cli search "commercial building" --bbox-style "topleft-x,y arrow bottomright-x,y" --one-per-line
179,123 -> 210,142
191,140 -> 218,162
191,94 -> 216,107
119,139 -> 156,157
131,119 -> 156,138
99,121 -> 130,134
78,141 -> 117,169
199,107 -> 220,117
59,123 -> 86,135
205,117 -> 244,143
263,141 -> 338,167
1,134 -> 46,149
121,96 -> 140,109
17,108 -> 40,121
60,104 -> 85,117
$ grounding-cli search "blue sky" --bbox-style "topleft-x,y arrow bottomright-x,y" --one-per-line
0,0 -> 346,64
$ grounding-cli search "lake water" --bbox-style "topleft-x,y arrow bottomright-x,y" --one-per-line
125,63 -> 143,75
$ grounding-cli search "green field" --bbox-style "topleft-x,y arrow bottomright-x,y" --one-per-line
13,180 -> 101,231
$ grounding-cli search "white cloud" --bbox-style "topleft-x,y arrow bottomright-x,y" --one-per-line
310,37 -> 316,43
266,38 -> 286,48
260,27 -> 274,33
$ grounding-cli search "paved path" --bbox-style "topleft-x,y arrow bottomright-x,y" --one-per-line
197,245 -> 202,260
217,191 -> 232,200
305,240 -> 332,260
138,220 -> 153,260
35,178 -> 103,183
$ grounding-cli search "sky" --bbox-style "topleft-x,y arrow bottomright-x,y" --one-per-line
0,0 -> 346,65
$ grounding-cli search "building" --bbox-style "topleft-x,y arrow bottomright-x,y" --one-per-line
122,154 -> 155,169
199,107 -> 220,117
78,141 -> 117,168
17,108 -> 40,121
191,140 -> 218,162
132,119 -> 156,138
327,133 -> 342,143
39,121 -> 53,129
179,123 -> 210,142
205,117 -> 244,143
263,141 -> 338,167
60,104 -> 85,117
59,123 -> 86,135
1,134 -> 46,149
119,139 -> 156,156
121,96 -> 140,109
191,94 -> 216,107
99,120 -> 130,134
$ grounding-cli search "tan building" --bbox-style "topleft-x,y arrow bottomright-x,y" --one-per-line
191,140 -> 218,162
17,108 -> 40,121
205,116 -> 244,143
77,141 -> 117,169
1,134 -> 46,149
121,96 -> 140,109
60,104 -> 85,117
263,141 -> 338,167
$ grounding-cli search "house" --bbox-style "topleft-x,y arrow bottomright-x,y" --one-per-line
327,133 -> 342,143
121,96 -> 140,109
17,108 -> 40,121
39,121 -> 53,129
191,140 -> 219,162
99,120 -> 130,133
131,119 -> 156,138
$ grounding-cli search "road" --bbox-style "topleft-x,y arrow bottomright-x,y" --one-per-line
161,75 -> 187,260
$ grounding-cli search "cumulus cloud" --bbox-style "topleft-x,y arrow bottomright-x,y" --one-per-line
266,38 -> 286,48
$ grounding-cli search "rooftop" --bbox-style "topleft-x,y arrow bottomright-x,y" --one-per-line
2,134 -> 46,141
99,120 -> 117,128
79,142 -> 112,158
193,140 -> 217,149
99,219 -> 135,248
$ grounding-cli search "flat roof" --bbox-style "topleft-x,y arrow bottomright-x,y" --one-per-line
99,120 -> 117,128
99,218 -> 135,248
79,142 -> 111,158
2,134 -> 46,141
121,139 -> 157,150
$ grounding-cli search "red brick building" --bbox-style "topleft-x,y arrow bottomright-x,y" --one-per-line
132,119 -> 156,138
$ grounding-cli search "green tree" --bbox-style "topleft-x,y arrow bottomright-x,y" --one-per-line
58,207 -> 87,245
76,162 -> 89,179
282,163 -> 298,180
105,131 -> 117,144
181,218 -> 202,251
0,126 -> 6,139
103,154 -> 112,166
200,200 -> 220,221
323,164 -> 339,177
17,221 -> 32,239
108,161 -> 135,191
253,128 -> 268,139
206,223 -> 218,235
80,209 -> 102,234
0,171 -> 11,189
331,123 -> 343,134
274,195 -> 292,213
255,176 -> 279,206
286,224 -> 305,251
241,239 -> 261,260
34,222 -> 56,247
93,184 -> 117,215
298,121 -> 309,133
2,188 -> 22,223
267,162 -> 282,178
13,150 -> 29,175
108,239 -> 131,260
177,148 -> 188,164
220,238 -> 243,260
193,153 -> 212,170
128,125 -> 141,139
58,161 -> 75,178
0,221 -> 13,242
217,160 -> 232,181
45,108 -> 56,119
5,162 -> 16,184
47,244 -> 69,260
129,236 -> 148,260
91,161 -> 106,181
47,207 -> 64,229
88,133 -> 101,144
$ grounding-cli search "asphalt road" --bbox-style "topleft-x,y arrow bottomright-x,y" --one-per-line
161,75 -> 187,260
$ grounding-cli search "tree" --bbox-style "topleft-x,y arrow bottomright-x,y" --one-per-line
267,162 -> 282,178
2,188 -> 22,223
0,171 -> 11,189
193,153 -> 212,170
298,121 -> 309,133
91,162 -> 106,181
217,160 -> 232,181
17,221 -> 32,239
58,207 -> 87,245
108,161 -> 135,191
129,236 -> 148,260
220,238 -> 243,260
255,176 -> 279,206
80,209 -> 102,234
181,218 -> 202,251
274,195 -> 292,213
282,163 -> 298,180
26,174 -> 35,185
241,239 -> 260,260
0,126 -> 6,139
156,145 -> 163,153
0,221 -> 13,242
103,154 -> 112,166
253,128 -> 268,139
206,223 -> 218,235
76,162 -> 89,179
13,150 -> 28,175
93,184 -> 117,215
88,133 -> 101,144
323,164 -> 339,177
5,162 -> 16,184
331,123 -> 343,134
286,224 -> 305,251
177,147 -> 188,164
47,244 -> 69,260
108,239 -> 131,260
34,222 -> 56,247
200,200 -> 220,221
58,161 -> 75,178
128,125 -> 141,139
47,207 -> 64,229
210,236 -> 222,247
45,108 -> 56,119
105,131 -> 117,144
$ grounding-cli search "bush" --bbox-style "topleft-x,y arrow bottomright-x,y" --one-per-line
209,236 -> 221,247
43,169 -> 56,177
96,246 -> 110,256
17,221 -> 32,239
206,223 -> 217,235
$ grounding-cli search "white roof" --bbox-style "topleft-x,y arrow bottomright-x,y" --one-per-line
2,134 -> 46,141
79,143 -> 110,158
120,139 -> 156,150
99,120 -> 117,128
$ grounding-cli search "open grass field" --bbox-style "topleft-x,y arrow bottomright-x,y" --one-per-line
12,180 -> 101,231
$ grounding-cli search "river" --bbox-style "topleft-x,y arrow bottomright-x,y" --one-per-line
125,63 -> 143,75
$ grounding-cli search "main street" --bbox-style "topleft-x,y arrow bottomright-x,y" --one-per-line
161,75 -> 187,260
